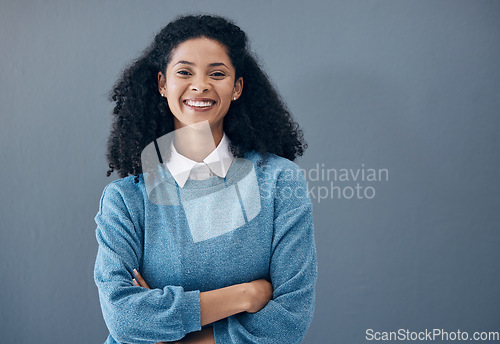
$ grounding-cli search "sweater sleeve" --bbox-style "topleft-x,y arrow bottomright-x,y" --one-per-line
93,182 -> 201,344
212,163 -> 318,343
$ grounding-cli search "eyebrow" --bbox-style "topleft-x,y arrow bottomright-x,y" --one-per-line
174,60 -> 229,68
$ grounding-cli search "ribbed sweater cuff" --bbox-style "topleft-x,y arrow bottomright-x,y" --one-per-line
182,290 -> 202,334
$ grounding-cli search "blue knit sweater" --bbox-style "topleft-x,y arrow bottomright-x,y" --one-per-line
94,152 -> 317,344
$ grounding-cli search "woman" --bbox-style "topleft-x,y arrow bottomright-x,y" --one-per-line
94,14 -> 317,344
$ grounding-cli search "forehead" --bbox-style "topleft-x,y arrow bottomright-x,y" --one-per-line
169,37 -> 232,67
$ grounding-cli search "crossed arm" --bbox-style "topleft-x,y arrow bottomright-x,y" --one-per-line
132,269 -> 273,344
95,166 -> 316,344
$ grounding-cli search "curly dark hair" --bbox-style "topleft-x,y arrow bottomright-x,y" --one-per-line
106,14 -> 306,182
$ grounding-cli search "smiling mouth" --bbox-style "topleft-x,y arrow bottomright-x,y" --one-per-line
183,99 -> 216,108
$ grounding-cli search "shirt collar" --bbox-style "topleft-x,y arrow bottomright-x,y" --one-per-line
165,133 -> 235,188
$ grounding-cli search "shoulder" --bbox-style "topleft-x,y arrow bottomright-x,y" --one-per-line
244,151 -> 305,183
243,152 -> 312,213
101,174 -> 145,195
98,175 -> 148,212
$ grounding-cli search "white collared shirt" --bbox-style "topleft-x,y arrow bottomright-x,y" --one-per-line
165,133 -> 235,188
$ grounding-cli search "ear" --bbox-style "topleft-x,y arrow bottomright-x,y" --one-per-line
232,77 -> 243,100
158,71 -> 166,97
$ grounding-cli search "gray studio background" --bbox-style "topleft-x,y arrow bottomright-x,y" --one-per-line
1,0 -> 499,343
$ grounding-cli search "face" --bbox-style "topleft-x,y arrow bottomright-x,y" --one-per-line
158,37 -> 243,135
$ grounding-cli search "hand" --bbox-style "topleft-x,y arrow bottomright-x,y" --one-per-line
132,269 -> 151,289
246,279 -> 273,313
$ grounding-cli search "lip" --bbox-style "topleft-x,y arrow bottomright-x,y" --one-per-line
183,98 -> 217,112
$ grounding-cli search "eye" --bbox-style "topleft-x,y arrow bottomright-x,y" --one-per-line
176,70 -> 191,76
210,72 -> 226,78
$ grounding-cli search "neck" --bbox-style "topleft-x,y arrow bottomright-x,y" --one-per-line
173,124 -> 223,162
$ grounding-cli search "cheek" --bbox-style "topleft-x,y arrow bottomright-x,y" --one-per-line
220,83 -> 236,99
166,84 -> 180,95
165,77 -> 185,94
166,89 -> 184,108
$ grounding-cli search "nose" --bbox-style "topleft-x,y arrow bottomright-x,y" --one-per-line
190,75 -> 210,93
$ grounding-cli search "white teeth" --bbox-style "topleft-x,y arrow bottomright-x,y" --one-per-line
185,100 -> 214,107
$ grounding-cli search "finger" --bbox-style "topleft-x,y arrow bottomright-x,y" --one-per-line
132,278 -> 139,286
133,269 -> 151,289
133,269 -> 149,288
